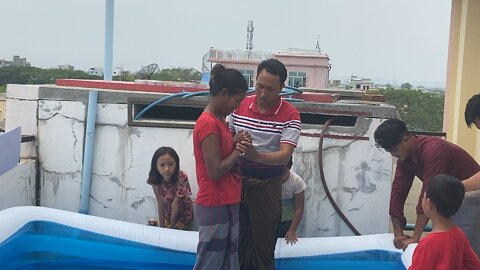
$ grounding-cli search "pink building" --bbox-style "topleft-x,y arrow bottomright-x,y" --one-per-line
205,48 -> 331,89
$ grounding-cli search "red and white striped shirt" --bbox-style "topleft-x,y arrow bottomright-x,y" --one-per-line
227,95 -> 301,178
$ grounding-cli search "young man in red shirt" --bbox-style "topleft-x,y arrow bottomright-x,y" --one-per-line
374,118 -> 480,256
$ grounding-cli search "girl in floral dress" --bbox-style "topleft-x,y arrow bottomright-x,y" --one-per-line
147,146 -> 193,230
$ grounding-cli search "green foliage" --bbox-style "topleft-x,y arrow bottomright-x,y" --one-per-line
400,82 -> 413,90
0,85 -> 5,93
378,88 -> 445,132
113,72 -> 136,82
0,66 -> 101,86
0,66 -> 202,88
150,68 -> 201,82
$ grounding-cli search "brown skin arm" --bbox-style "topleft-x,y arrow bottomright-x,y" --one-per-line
463,171 -> 480,192
234,131 -> 252,145
169,196 -> 181,229
391,214 -> 429,250
201,133 -> 241,180
399,214 -> 428,250
152,185 -> 166,227
285,191 -> 305,245
392,217 -> 409,249
236,142 -> 295,166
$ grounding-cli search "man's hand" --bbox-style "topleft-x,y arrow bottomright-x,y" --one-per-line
398,236 -> 418,251
235,139 -> 258,159
285,229 -> 298,245
234,131 -> 252,145
393,234 -> 409,249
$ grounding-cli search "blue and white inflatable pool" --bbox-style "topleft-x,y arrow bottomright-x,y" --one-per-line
0,206 -> 413,269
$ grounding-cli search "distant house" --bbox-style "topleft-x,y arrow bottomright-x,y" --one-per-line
350,77 -> 374,91
113,67 -> 123,76
88,67 -> 123,77
88,68 -> 103,76
0,55 -> 31,68
58,65 -> 74,71
203,48 -> 331,89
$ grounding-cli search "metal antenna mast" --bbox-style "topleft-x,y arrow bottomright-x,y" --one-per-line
246,20 -> 254,52
316,34 -> 321,53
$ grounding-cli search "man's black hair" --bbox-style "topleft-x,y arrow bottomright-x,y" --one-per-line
257,59 -> 287,84
465,94 -> 480,128
426,174 -> 465,218
374,118 -> 409,150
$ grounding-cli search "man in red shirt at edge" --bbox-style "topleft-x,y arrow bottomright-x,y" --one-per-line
374,118 -> 480,256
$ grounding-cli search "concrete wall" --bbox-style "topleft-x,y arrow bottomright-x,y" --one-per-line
0,94 -> 5,124
0,160 -> 36,211
4,84 -> 396,236
296,119 -> 392,236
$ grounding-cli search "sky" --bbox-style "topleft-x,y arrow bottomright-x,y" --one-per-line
1,0 -> 451,87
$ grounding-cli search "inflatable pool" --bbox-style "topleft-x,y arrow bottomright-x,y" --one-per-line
0,206 -> 412,269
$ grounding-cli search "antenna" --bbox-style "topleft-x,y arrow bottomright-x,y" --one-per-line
246,20 -> 254,51
136,63 -> 158,80
315,34 -> 321,53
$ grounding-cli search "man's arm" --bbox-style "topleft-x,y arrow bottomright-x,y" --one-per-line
285,191 -> 305,245
392,217 -> 409,249
398,214 -> 429,250
463,171 -> 480,192
236,142 -> 295,166
390,163 -> 415,248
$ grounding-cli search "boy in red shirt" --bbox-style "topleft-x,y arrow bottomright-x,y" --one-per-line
409,174 -> 480,270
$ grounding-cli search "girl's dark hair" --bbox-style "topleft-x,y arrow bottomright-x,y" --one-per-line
426,174 -> 465,218
147,147 -> 180,185
209,64 -> 248,96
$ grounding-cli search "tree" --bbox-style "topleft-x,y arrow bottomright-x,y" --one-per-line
0,66 -> 101,86
400,82 -> 413,90
378,88 -> 444,132
150,68 -> 201,82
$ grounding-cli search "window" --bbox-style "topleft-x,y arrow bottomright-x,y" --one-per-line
288,72 -> 307,88
240,69 -> 254,88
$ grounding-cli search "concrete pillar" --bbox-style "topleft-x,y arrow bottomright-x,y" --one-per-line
444,0 -> 480,160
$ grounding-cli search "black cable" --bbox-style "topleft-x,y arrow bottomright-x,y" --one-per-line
318,118 -> 361,235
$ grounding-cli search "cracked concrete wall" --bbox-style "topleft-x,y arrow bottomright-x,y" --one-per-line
5,85 -> 39,159
38,99 -> 85,211
295,118 -> 392,236
4,84 -> 395,236
5,85 -> 198,226
37,101 -> 197,225
0,160 -> 36,210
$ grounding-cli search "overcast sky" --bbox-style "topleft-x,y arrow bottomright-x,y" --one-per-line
1,0 -> 451,87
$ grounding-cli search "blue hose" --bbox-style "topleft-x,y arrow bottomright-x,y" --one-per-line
133,86 -> 304,120
134,92 -> 189,120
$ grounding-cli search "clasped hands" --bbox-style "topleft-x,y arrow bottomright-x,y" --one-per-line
234,131 -> 256,158
393,234 -> 418,251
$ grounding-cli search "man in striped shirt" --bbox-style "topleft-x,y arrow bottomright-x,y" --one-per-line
228,59 -> 301,270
